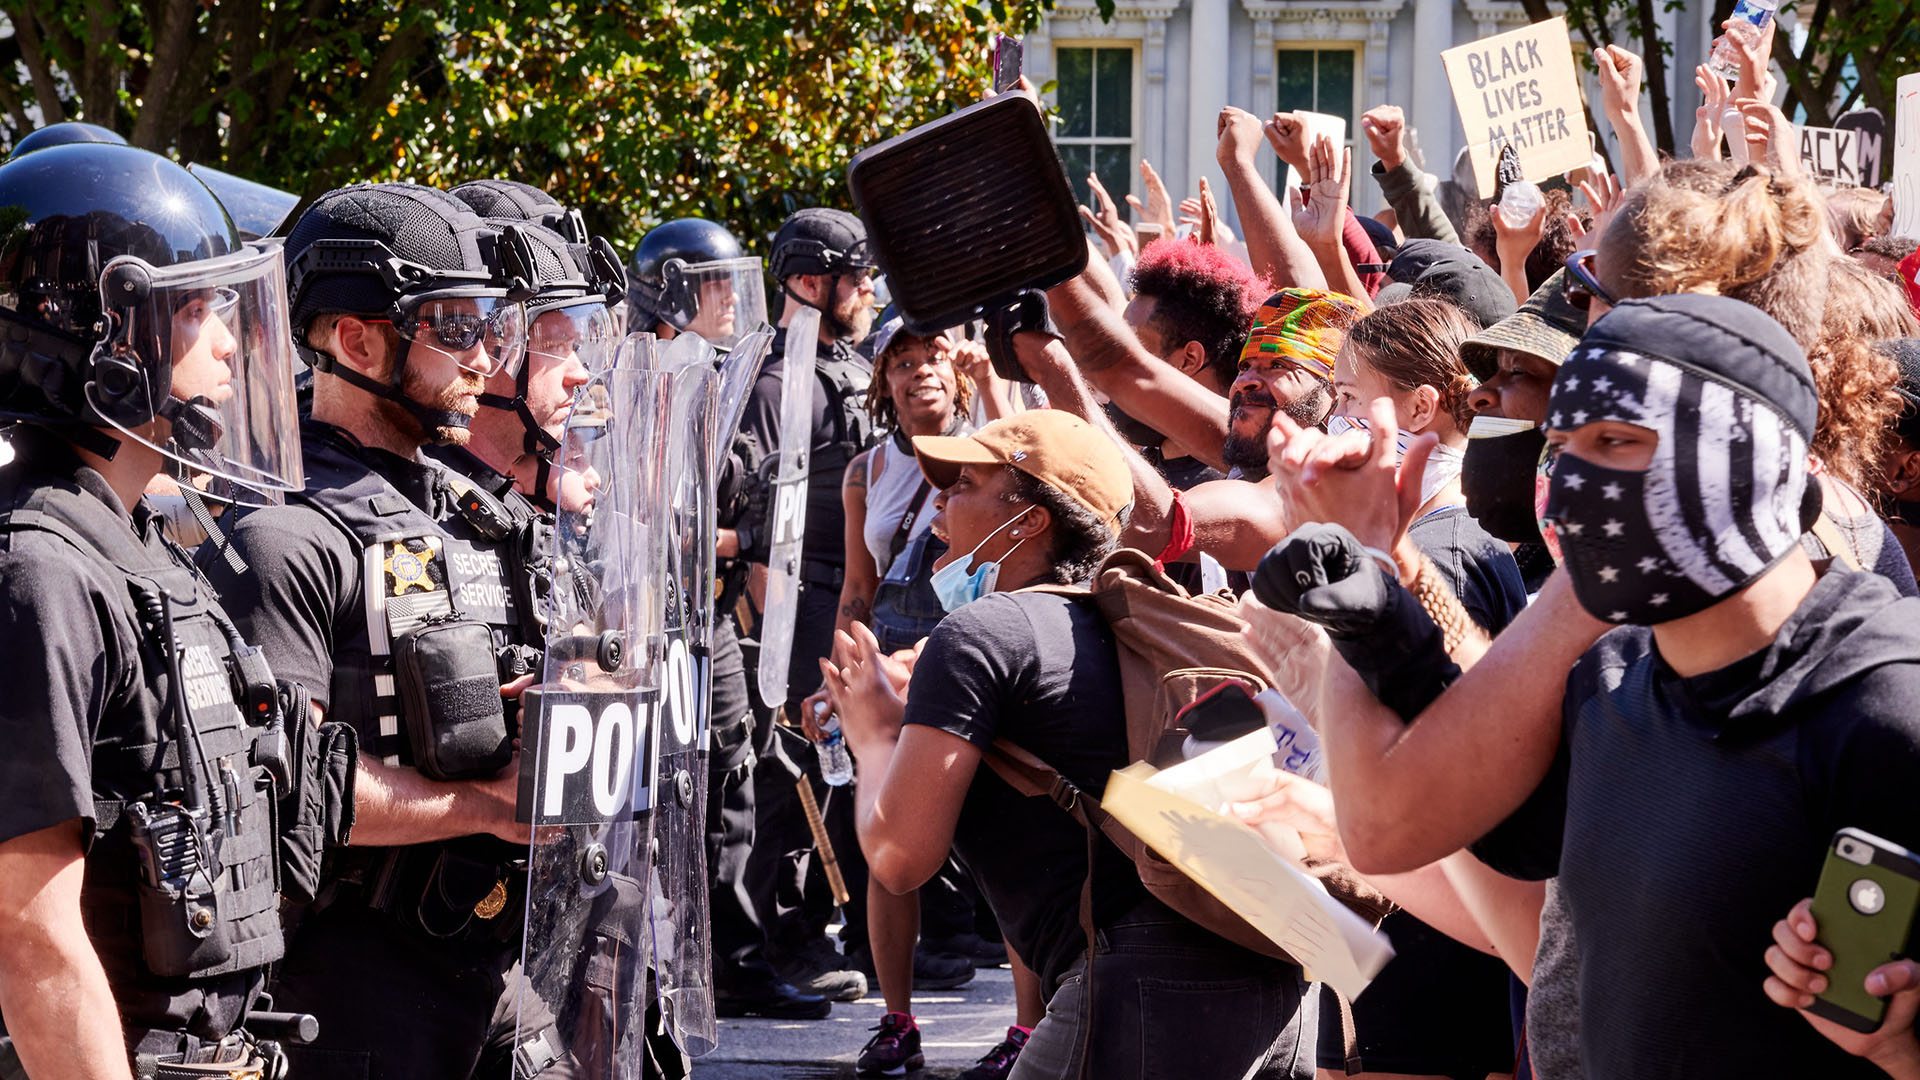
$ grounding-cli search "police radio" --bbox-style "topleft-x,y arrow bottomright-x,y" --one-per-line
127,799 -> 233,977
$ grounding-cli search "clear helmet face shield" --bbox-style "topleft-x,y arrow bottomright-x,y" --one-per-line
530,296 -> 620,379
84,243 -> 303,505
661,256 -> 766,350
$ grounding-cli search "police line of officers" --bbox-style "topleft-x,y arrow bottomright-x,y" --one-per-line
0,126 -> 877,1079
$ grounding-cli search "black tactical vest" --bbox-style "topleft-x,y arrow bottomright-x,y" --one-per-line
0,477 -> 285,987
294,421 -> 545,766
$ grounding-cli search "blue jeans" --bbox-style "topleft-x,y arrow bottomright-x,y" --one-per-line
1008,908 -> 1317,1080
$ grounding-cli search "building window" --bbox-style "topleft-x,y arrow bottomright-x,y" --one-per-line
1275,46 -> 1358,135
1054,45 -> 1136,218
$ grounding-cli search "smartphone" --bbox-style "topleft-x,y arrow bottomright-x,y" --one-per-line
1808,827 -> 1920,1033
1133,222 -> 1165,249
991,34 -> 1023,94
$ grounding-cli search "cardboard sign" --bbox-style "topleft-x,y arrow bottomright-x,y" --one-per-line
1894,74 -> 1920,240
1798,126 -> 1875,185
1103,747 -> 1395,1000
1835,108 -> 1886,186
1442,17 -> 1593,197
1282,110 -> 1347,196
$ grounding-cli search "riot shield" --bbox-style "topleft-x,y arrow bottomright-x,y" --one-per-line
755,306 -> 820,707
514,364 -> 674,1080
712,330 -> 775,459
653,340 -> 721,1054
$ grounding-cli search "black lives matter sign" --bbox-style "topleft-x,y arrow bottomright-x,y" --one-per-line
1443,17 -> 1593,197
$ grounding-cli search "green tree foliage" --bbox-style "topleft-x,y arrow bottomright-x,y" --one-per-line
0,0 -> 1057,252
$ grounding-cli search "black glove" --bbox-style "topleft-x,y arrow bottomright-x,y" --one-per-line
1253,523 -> 1461,724
982,289 -> 1056,384
735,453 -> 776,564
1251,523 -> 1395,638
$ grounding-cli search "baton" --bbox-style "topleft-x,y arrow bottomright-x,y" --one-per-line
796,778 -> 851,907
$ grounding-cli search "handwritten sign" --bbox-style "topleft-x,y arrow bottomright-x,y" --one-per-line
1442,17 -> 1592,197
1798,126 -> 1875,185
1894,74 -> 1920,240
1835,108 -> 1886,186
1282,110 -> 1347,196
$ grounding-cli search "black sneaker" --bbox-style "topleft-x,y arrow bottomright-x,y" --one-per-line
712,978 -> 832,1020
776,936 -> 869,1003
856,1012 -> 924,1076
919,932 -> 1010,968
957,1026 -> 1030,1080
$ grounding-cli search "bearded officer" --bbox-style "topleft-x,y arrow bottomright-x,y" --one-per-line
198,182 -> 568,1078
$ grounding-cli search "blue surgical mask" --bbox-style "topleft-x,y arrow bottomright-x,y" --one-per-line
930,505 -> 1032,613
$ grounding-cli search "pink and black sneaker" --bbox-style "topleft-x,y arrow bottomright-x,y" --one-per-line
957,1025 -> 1031,1080
856,1011 -> 924,1076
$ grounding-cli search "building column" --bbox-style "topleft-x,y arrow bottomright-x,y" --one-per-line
1410,0 -> 1455,175
1188,0 -> 1232,214
1145,16 -> 1169,192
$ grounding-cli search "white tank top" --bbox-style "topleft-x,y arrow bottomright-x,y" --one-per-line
862,431 -> 953,577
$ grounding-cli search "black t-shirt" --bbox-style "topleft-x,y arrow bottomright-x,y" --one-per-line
1474,568 -> 1920,1078
739,330 -> 872,570
901,591 -> 1149,990
1407,506 -> 1527,633
0,443 -> 142,850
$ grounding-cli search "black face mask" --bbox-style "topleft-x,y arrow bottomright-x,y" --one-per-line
1104,400 -> 1167,450
1462,423 -> 1548,545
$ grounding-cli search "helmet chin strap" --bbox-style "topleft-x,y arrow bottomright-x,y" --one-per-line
317,337 -> 471,444
155,394 -> 225,452
478,358 -> 561,507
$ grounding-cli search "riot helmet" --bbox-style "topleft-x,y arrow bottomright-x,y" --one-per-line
627,217 -> 766,350
473,220 -> 620,505
769,207 -> 875,343
450,178 -> 583,242
284,182 -> 536,445
186,163 -> 300,241
450,177 -> 627,307
9,122 -> 126,160
0,142 -> 304,503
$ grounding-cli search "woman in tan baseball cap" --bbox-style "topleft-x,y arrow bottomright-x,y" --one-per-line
821,408 -> 1316,1079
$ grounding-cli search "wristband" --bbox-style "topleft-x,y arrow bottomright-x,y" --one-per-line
1359,545 -> 1399,579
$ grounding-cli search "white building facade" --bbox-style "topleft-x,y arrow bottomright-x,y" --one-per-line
1029,0 -> 1724,225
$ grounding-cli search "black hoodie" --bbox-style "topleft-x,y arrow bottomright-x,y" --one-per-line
1501,567 -> 1920,1078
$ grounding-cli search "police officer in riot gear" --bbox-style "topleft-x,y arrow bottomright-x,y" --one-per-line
431,220 -> 614,513
199,183 -> 566,1079
627,218 -> 767,351
0,142 -> 352,1078
623,217 -> 830,1020
736,207 -> 878,1002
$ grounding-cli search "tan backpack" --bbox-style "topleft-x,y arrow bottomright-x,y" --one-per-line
984,548 -> 1393,965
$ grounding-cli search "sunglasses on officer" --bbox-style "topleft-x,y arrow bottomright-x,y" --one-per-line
363,292 -> 528,379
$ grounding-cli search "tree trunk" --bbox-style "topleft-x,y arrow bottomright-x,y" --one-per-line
5,4 -> 68,121
1633,0 -> 1677,154
129,0 -> 202,148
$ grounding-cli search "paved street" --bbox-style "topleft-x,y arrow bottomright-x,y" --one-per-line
695,964 -> 1018,1078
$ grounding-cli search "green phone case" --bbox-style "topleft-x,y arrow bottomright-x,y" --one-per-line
1807,828 -> 1920,1033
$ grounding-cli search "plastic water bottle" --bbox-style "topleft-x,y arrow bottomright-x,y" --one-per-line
1707,0 -> 1777,82
813,701 -> 855,787
1499,179 -> 1542,229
